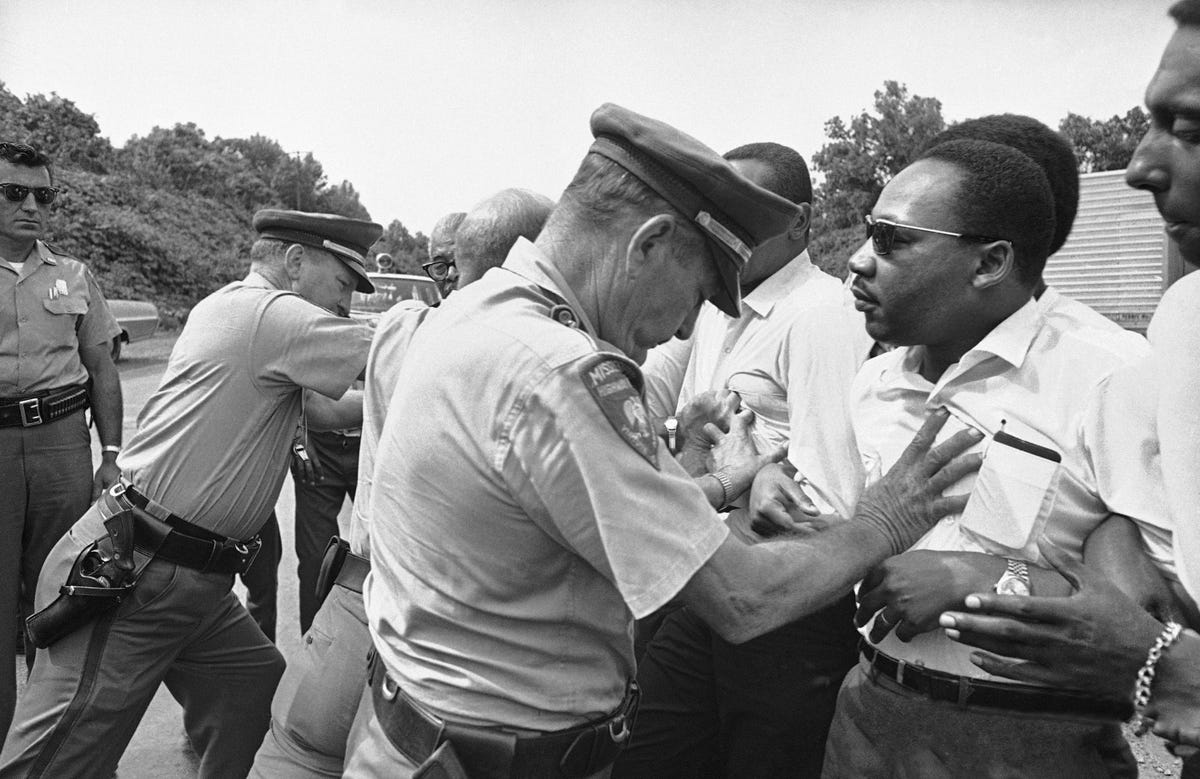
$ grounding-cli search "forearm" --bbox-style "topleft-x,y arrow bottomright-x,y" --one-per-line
305,389 -> 364,431
683,520 -> 894,644
89,363 -> 123,448
694,473 -> 725,510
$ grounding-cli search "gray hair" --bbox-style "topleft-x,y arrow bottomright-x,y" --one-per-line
456,189 -> 555,277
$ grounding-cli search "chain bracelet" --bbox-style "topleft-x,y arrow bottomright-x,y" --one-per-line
1132,621 -> 1183,736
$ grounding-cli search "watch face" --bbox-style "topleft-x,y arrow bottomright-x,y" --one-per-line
995,575 -> 1031,596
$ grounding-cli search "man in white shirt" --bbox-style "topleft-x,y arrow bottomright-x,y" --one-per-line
821,139 -> 1145,776
620,143 -> 865,778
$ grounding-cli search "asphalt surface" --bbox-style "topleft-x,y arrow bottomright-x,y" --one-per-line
9,331 -> 1186,777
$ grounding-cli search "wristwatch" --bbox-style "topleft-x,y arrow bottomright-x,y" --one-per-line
664,417 -> 678,453
993,558 -> 1031,596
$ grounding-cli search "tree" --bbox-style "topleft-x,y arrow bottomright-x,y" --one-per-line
0,83 -> 116,173
811,81 -> 946,230
1058,108 -> 1149,173
374,220 -> 428,273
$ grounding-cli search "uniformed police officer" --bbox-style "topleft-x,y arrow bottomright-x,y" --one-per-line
0,141 -> 123,749
343,104 -> 984,778
0,209 -> 379,779
250,188 -> 556,779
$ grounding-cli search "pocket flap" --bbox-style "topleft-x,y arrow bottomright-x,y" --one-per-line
43,296 -> 88,316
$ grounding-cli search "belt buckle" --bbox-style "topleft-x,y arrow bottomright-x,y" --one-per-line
19,398 -> 42,426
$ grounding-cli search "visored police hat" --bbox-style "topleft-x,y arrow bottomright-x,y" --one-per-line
589,103 -> 800,317
253,209 -> 383,294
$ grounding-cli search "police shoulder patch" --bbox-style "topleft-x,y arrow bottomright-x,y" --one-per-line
579,353 -> 659,469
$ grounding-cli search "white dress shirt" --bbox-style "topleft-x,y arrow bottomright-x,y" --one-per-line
853,295 -> 1149,678
642,250 -> 865,517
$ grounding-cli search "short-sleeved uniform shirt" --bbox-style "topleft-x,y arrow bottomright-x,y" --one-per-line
347,299 -> 434,558
118,272 -> 370,539
364,239 -> 729,732
853,297 -> 1149,679
641,250 -> 865,517
0,241 -> 120,395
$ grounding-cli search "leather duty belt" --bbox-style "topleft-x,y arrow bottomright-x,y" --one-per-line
367,651 -> 639,778
0,385 -> 90,428
112,484 -> 261,576
335,549 -> 370,593
860,642 -> 1133,721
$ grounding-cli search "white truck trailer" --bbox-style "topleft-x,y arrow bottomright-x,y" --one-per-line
1043,169 -> 1186,334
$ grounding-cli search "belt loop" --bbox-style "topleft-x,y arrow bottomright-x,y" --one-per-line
896,659 -> 906,686
201,539 -> 221,572
957,675 -> 971,706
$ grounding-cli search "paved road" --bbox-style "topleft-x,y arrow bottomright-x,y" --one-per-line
14,333 -> 350,778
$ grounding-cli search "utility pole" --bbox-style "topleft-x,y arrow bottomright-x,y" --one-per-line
287,150 -> 312,210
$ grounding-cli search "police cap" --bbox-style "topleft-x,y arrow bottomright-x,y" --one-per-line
589,103 -> 800,317
253,209 -> 383,294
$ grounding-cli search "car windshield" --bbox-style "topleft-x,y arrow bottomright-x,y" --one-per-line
351,276 -> 440,313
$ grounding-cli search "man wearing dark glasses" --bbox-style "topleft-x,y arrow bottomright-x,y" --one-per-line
818,139 -> 1147,775
0,141 -> 123,749
422,211 -> 466,297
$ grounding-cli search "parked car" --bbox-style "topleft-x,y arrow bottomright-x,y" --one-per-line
107,299 -> 160,361
349,273 -> 440,327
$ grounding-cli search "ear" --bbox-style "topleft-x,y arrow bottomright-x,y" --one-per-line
971,240 -> 1016,290
284,243 -> 306,281
786,203 -> 813,243
625,214 -> 679,278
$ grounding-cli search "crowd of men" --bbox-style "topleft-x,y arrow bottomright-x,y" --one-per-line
2,2 -> 1200,777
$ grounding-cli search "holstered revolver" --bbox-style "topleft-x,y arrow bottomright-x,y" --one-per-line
26,506 -> 141,648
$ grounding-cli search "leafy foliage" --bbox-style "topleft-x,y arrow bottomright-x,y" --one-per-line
811,81 -> 946,231
1058,108 -> 1149,173
0,82 -> 420,320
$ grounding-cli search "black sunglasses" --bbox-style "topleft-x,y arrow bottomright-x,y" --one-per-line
864,215 -> 1004,256
0,183 -> 59,206
422,258 -> 455,282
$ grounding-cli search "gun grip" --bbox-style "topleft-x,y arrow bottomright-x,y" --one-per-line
103,509 -> 137,574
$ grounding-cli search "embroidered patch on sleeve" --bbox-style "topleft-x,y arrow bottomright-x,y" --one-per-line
580,355 -> 660,469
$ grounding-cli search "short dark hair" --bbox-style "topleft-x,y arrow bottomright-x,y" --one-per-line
1170,0 -> 1200,26
0,142 -> 54,184
925,115 -> 1077,255
724,142 -> 813,206
916,139 -> 1056,286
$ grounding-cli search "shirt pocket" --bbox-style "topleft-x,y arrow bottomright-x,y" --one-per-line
42,296 -> 88,316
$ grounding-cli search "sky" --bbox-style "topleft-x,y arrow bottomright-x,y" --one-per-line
0,0 -> 1178,233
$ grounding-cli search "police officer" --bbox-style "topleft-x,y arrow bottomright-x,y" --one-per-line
0,141 -> 123,748
0,209 -> 379,779
342,104 -> 983,778
250,187 -> 555,779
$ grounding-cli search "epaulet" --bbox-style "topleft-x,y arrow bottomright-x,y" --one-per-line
578,351 -> 658,468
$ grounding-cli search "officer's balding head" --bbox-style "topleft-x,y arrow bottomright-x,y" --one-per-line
456,189 -> 554,287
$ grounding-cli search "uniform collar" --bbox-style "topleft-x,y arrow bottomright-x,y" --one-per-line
243,270 -> 282,290
33,241 -> 57,265
501,237 -> 600,338
740,249 -> 813,318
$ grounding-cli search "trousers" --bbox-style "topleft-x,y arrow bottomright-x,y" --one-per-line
293,430 -> 358,633
250,580 -> 370,778
0,500 -> 286,779
821,659 -> 1138,778
613,594 -> 858,779
0,411 -> 92,750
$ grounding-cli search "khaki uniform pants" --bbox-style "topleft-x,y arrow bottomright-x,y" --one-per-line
250,581 -> 370,778
0,502 -> 285,779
